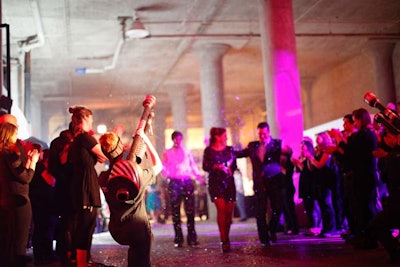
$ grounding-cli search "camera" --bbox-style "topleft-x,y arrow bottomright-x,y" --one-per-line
364,91 -> 400,135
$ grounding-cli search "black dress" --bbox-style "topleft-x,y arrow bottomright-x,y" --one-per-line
69,132 -> 100,250
202,146 -> 236,202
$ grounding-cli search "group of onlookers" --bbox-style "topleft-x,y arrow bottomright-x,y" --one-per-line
295,107 -> 400,263
165,105 -> 400,264
2,101 -> 400,266
0,107 -> 111,267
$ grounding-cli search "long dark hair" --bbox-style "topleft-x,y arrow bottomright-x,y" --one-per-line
301,139 -> 314,157
352,108 -> 371,131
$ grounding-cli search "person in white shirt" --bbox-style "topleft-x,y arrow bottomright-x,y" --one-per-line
162,131 -> 205,248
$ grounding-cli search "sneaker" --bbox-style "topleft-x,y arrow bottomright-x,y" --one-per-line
174,242 -> 183,248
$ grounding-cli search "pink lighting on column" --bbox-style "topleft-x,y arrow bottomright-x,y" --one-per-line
259,0 -> 304,157
273,50 -> 303,154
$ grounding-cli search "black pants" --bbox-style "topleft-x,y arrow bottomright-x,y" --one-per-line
168,179 -> 197,244
331,173 -> 345,230
254,174 -> 284,243
281,185 -> 299,233
316,184 -> 335,233
32,208 -> 58,261
302,196 -> 321,228
15,198 -> 32,257
71,207 -> 97,250
367,200 -> 400,260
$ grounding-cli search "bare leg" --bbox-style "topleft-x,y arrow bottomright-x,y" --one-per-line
76,249 -> 88,267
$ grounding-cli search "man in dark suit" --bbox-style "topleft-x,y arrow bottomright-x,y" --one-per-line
237,122 -> 285,246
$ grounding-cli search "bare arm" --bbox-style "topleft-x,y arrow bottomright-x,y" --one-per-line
161,150 -> 170,177
291,157 -> 304,171
91,143 -> 108,163
188,151 -> 206,185
137,130 -> 162,176
308,152 -> 330,169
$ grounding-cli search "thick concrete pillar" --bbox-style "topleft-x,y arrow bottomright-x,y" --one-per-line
167,84 -> 190,144
258,0 -> 303,156
228,116 -> 244,148
154,104 -> 168,157
196,43 -> 230,139
196,43 -> 230,222
366,40 -> 396,105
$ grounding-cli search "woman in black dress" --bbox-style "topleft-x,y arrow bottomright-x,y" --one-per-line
68,106 -> 108,267
202,127 -> 237,252
292,139 -> 321,236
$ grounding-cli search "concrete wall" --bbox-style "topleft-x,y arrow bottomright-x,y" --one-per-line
303,42 -> 400,130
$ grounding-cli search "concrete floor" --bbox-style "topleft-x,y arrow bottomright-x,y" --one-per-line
27,217 -> 397,267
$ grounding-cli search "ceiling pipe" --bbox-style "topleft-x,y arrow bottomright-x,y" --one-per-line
75,38 -> 124,74
19,0 -> 45,53
74,30 -> 399,75
75,16 -> 148,75
132,32 -> 400,38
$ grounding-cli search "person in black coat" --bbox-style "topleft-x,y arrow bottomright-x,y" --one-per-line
236,122 -> 286,245
366,133 -> 400,263
29,149 -> 59,264
0,122 -> 40,267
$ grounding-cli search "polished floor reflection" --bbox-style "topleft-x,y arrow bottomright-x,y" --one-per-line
27,217 -> 396,266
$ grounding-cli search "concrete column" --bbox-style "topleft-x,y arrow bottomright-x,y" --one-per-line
154,104 -> 168,157
258,0 -> 304,157
228,116 -> 244,149
300,77 -> 316,129
196,43 -> 230,139
366,40 -> 396,105
40,102 -> 52,144
167,84 -> 191,144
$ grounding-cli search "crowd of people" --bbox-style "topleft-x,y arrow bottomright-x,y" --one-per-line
1,100 -> 400,266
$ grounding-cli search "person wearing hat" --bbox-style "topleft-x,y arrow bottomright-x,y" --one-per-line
99,129 -> 162,267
